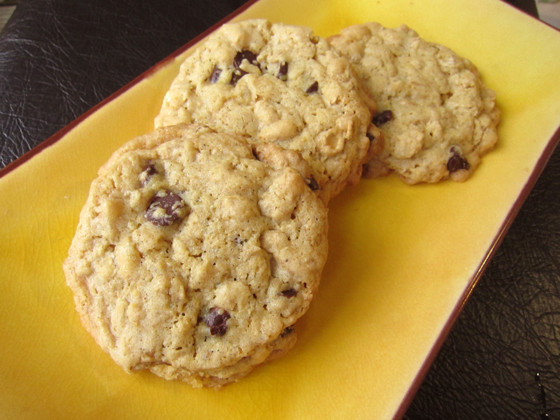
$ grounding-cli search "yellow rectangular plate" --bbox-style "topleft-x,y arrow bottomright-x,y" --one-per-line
1,0 -> 560,418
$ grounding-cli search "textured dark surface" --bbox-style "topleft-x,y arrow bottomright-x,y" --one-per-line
1,0 -> 558,418
0,0 -> 248,168
403,145 -> 560,419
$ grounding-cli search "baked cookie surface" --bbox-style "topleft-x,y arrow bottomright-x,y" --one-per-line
329,22 -> 500,183
155,19 -> 377,203
63,124 -> 329,387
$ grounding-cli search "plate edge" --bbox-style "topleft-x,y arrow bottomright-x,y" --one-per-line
0,0 -> 261,180
392,124 -> 560,419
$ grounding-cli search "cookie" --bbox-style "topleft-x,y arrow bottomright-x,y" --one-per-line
63,124 -> 329,387
329,22 -> 500,183
155,19 -> 378,203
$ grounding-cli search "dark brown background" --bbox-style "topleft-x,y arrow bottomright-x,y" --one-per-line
0,1 -> 557,418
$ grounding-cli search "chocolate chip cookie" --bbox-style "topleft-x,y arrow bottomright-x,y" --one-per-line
155,19 -> 378,203
329,22 -> 500,183
63,124 -> 329,387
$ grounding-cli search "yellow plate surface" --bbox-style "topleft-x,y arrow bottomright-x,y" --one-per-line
1,0 -> 560,418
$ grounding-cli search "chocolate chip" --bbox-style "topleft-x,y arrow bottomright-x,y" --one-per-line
143,163 -> 157,176
139,161 -> 158,186
205,307 -> 231,336
281,288 -> 297,297
277,61 -> 288,81
208,65 -> 222,83
230,50 -> 260,85
447,148 -> 470,173
305,175 -> 319,191
145,190 -> 187,226
233,50 -> 259,70
306,81 -> 319,94
372,110 -> 393,126
280,326 -> 294,337
230,70 -> 247,86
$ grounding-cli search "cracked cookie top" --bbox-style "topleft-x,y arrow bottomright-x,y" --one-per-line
63,124 -> 328,386
329,22 -> 500,184
155,19 -> 377,203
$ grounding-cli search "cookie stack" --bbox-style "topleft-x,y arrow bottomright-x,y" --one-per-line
63,19 -> 499,388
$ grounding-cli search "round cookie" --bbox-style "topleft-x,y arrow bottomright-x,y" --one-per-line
63,124 -> 329,387
329,22 -> 500,184
155,19 -> 378,203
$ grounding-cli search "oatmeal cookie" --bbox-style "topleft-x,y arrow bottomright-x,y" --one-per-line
329,22 -> 500,183
155,19 -> 378,203
63,124 -> 328,387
